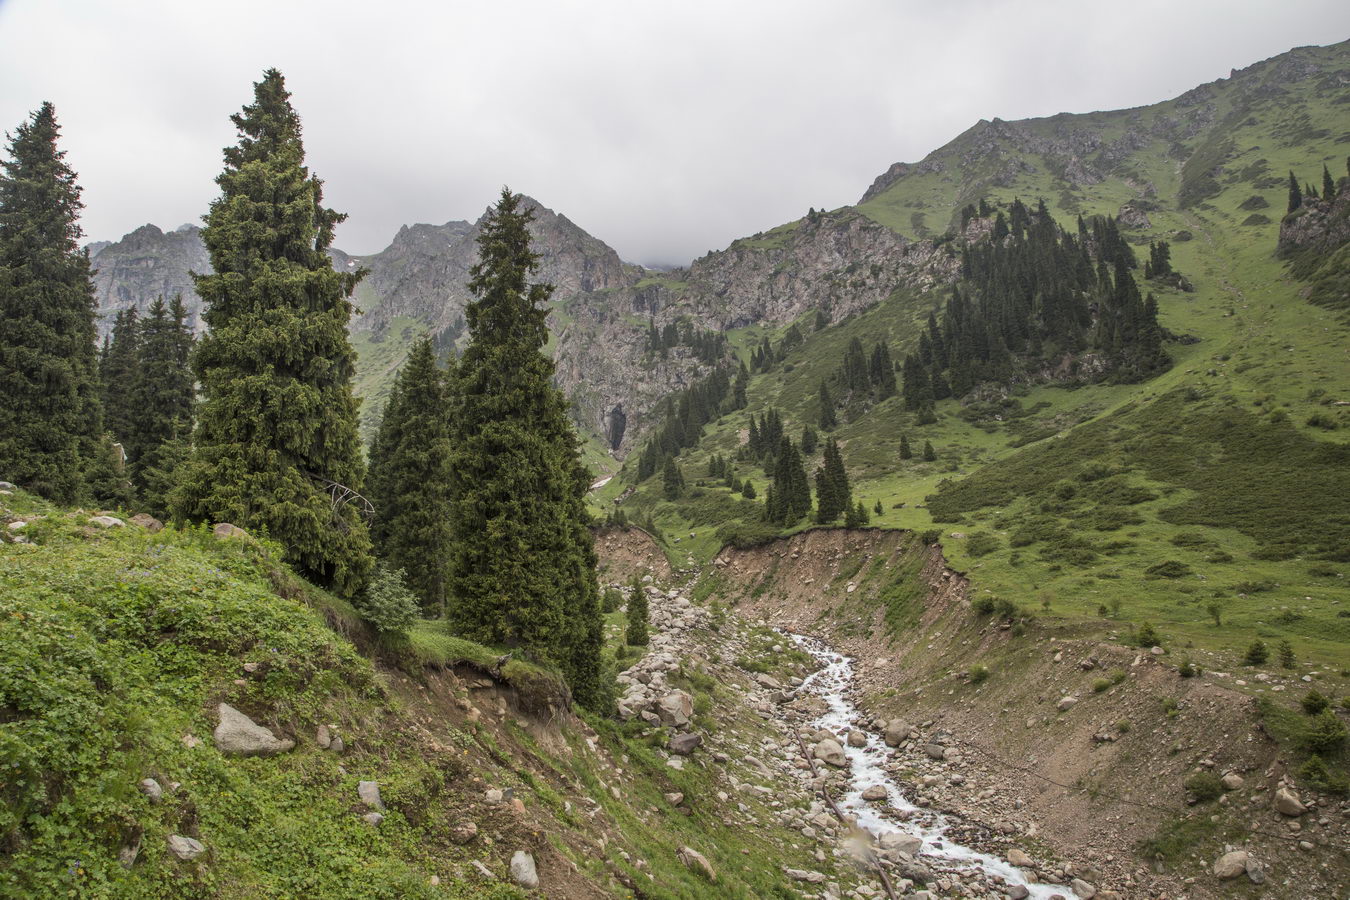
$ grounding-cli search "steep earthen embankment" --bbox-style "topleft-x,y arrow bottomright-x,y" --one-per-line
699,528 -> 1346,900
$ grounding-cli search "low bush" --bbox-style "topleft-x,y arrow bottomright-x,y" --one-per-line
1184,771 -> 1225,802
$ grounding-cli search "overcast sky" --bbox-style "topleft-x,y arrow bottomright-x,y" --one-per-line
1,1 -> 1347,266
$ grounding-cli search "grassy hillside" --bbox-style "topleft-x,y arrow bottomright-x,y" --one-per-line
0,490 -> 855,899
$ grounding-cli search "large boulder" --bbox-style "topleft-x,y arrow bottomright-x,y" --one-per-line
1212,850 -> 1248,879
883,721 -> 913,746
509,850 -> 539,889
357,781 -> 384,810
130,513 -> 163,532
878,832 -> 922,856
167,834 -> 205,861
212,523 -> 248,540
668,732 -> 702,756
1273,786 -> 1306,817
1006,848 -> 1034,868
656,690 -> 693,727
213,703 -> 294,757
677,846 -> 716,882
813,738 -> 848,768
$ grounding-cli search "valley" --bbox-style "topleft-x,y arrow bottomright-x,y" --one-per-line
4,30 -> 1349,900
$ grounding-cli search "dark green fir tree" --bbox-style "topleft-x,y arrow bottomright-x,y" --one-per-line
0,103 -> 102,503
367,335 -> 453,615
662,455 -> 684,500
626,572 -> 649,647
100,306 -> 141,445
172,70 -> 372,596
445,188 -> 605,709
922,440 -> 937,462
128,296 -> 195,513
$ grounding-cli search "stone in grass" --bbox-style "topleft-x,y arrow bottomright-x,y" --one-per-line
130,513 -> 163,532
139,778 -> 163,803
358,780 -> 384,810
88,515 -> 125,528
677,846 -> 717,882
1273,786 -> 1305,817
167,835 -> 205,861
510,850 -> 539,889
1212,849 -> 1248,879
213,703 -> 294,756
668,732 -> 702,755
212,522 -> 248,540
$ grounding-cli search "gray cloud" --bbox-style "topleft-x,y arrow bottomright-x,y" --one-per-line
2,0 -> 1347,265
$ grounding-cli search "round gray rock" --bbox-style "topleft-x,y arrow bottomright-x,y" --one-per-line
510,850 -> 539,889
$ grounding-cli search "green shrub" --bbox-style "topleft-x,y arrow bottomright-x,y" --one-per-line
1243,639 -> 1269,666
1302,690 -> 1329,715
1184,771 -> 1225,803
601,586 -> 622,613
919,528 -> 942,545
1178,658 -> 1200,678
973,595 -> 997,615
1145,560 -> 1192,579
1136,621 -> 1160,648
1297,755 -> 1349,796
1304,710 -> 1348,754
966,532 -> 1001,557
357,566 -> 421,635
970,664 -> 990,684
1279,640 -> 1296,669
1092,677 -> 1112,693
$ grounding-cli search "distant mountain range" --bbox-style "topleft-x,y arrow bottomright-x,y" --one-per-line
88,39 -> 1350,459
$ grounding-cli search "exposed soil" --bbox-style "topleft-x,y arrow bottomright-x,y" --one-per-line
705,527 -> 1350,900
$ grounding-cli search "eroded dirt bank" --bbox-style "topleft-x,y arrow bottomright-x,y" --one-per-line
630,526 -> 1350,900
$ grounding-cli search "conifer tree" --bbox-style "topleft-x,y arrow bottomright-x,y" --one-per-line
1323,165 -> 1337,201
626,573 -> 649,647
173,70 -> 372,596
800,424 -> 818,455
922,440 -> 937,462
662,455 -> 684,500
100,307 -> 141,445
899,434 -> 912,460
814,437 -> 851,523
741,479 -> 756,500
128,296 -> 195,514
0,103 -> 102,502
818,381 -> 837,430
1288,172 -> 1303,213
444,188 -> 604,708
367,336 -> 452,614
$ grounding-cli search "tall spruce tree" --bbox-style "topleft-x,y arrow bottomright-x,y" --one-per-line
172,70 -> 372,596
445,188 -> 605,709
0,103 -> 102,502
1288,172 -> 1303,213
626,572 -> 649,647
367,336 -> 453,615
128,296 -> 195,513
100,307 -> 141,445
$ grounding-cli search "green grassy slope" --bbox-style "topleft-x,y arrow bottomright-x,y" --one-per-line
606,40 -> 1350,672
0,489 -> 851,899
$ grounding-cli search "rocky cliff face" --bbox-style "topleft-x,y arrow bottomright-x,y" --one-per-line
669,208 -> 956,329
1279,189 -> 1350,258
89,224 -> 212,334
352,198 -> 637,338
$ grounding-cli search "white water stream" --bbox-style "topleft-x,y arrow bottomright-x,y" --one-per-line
790,633 -> 1080,900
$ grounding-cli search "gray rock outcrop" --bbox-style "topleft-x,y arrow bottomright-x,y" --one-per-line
212,703 -> 294,757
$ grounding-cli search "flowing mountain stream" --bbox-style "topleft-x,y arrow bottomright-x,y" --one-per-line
790,633 -> 1081,900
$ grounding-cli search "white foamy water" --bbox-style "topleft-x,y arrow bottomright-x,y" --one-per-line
790,633 -> 1079,900
589,475 -> 613,491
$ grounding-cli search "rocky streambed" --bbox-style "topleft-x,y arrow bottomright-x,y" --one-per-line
790,633 -> 1088,900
